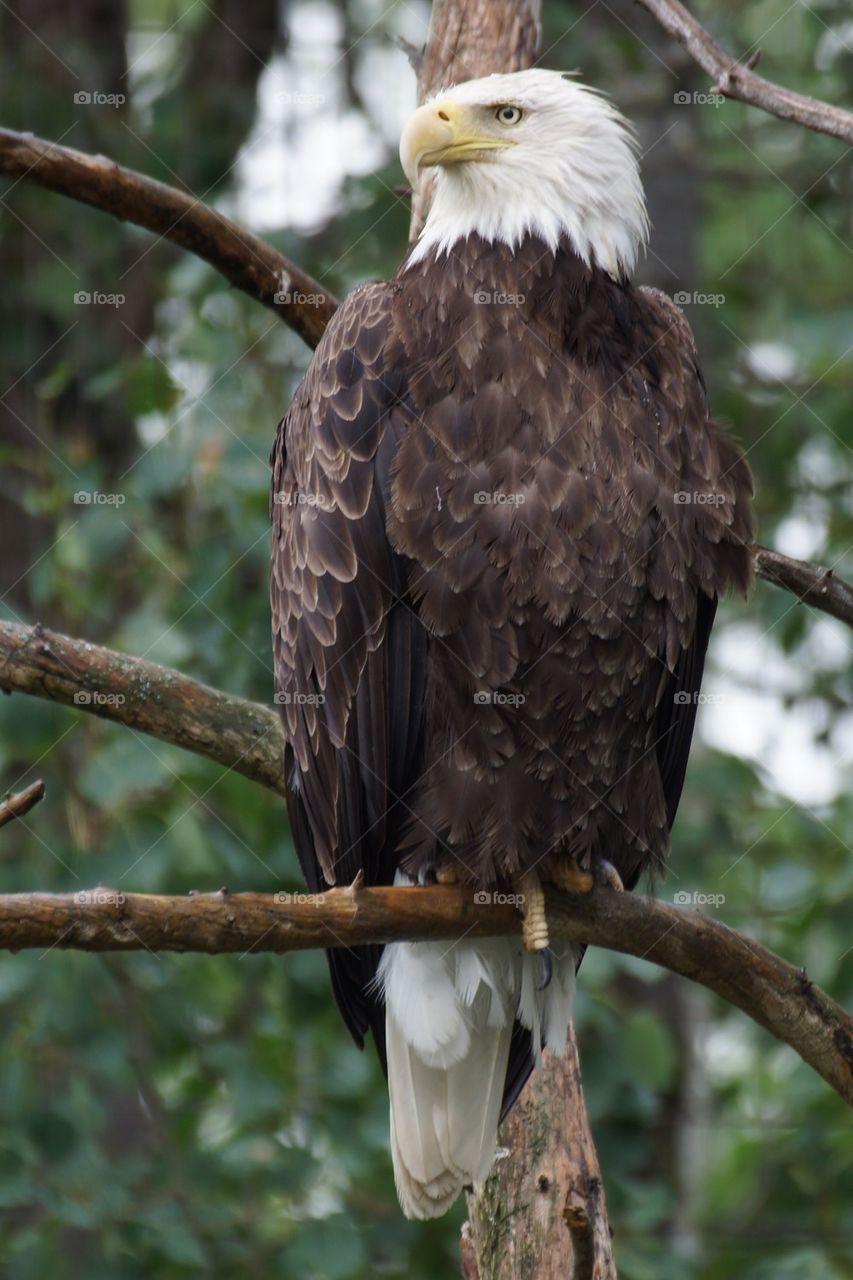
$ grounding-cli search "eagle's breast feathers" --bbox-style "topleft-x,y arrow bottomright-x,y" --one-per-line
273,239 -> 754,897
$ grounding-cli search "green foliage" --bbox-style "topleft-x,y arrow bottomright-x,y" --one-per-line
0,0 -> 851,1276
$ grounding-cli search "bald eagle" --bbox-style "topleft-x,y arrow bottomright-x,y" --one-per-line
271,69 -> 754,1218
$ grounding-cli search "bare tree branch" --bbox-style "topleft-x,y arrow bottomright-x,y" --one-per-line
0,620 -> 283,795
634,0 -> 853,143
0,780 -> 45,829
755,547 -> 853,629
0,883 -> 849,1107
0,128 -> 337,348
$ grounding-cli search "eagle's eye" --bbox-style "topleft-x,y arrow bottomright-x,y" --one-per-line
494,105 -> 523,125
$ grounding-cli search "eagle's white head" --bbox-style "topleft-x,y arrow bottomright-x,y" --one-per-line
400,68 -> 648,280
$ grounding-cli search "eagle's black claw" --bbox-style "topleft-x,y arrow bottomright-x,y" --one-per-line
537,947 -> 553,990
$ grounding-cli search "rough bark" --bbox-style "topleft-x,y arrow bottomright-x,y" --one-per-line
465,1032 -> 616,1280
754,547 -> 853,630
0,780 -> 45,829
0,620 -> 283,795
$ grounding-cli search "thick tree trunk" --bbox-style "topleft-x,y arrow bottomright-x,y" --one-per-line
465,1033 -> 616,1280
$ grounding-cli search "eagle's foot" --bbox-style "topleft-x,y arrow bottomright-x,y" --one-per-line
517,870 -> 549,952
593,856 -> 624,893
434,861 -> 461,885
547,855 -> 624,895
548,860 -> 594,895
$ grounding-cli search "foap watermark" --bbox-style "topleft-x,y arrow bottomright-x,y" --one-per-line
673,691 -> 723,706
474,691 -> 526,707
74,690 -> 126,707
74,490 -> 126,506
275,90 -> 326,109
74,290 -> 125,308
673,290 -> 725,308
274,290 -> 327,307
274,890 -> 323,906
73,90 -> 126,108
273,490 -> 336,511
474,491 -> 526,506
674,890 -> 726,909
673,90 -> 725,108
473,890 -> 526,907
275,691 -> 326,706
74,888 -> 126,906
473,289 -> 526,306
673,491 -> 727,506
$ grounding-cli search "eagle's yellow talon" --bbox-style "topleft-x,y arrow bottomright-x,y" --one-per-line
517,870 -> 550,952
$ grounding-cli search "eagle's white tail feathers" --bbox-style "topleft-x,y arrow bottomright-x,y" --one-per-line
386,992 -> 512,1218
378,927 -> 577,1220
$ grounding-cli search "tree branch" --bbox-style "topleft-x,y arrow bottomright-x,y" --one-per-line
0,128 -> 337,348
634,0 -> 853,144
0,620 -> 283,795
0,780 -> 45,829
754,547 -> 853,629
0,883 -> 849,1107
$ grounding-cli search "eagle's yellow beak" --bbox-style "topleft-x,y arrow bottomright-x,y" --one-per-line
399,100 -> 510,190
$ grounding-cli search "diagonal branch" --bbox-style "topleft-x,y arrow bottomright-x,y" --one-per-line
634,0 -> 853,143
0,883 -> 849,1106
0,780 -> 45,829
0,620 -> 283,795
0,128 -> 337,348
754,547 -> 853,628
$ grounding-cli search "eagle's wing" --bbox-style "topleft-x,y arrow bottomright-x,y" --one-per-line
654,589 -> 717,831
641,287 -> 753,844
271,282 -> 427,1063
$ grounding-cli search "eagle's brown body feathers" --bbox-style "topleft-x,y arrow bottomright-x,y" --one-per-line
273,239 -> 753,914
